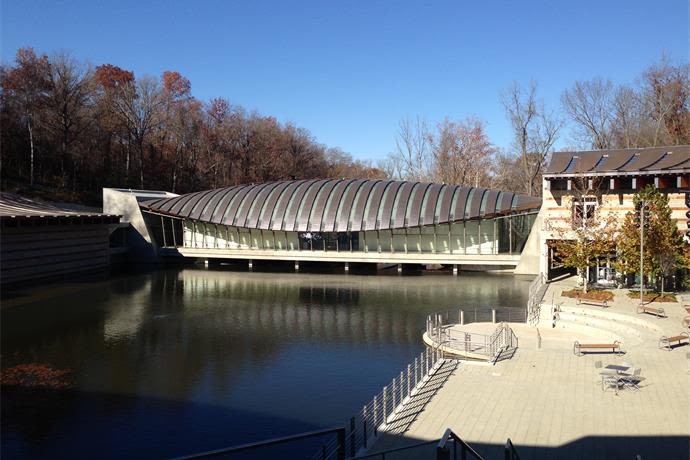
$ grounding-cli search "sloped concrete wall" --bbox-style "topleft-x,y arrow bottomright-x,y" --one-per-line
103,188 -> 158,263
513,208 -> 544,275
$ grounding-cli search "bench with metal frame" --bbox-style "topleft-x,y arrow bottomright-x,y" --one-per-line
576,296 -> 608,308
636,305 -> 666,318
658,332 -> 689,351
573,340 -> 621,356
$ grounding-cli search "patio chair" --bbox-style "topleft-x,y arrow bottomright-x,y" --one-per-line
620,368 -> 643,391
601,374 -> 620,394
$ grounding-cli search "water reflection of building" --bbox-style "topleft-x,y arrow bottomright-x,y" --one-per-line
106,180 -> 542,272
176,268 -> 528,346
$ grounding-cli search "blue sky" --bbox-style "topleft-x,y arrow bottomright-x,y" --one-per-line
2,0 -> 688,161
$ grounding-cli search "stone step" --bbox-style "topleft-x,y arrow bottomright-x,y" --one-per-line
558,305 -> 665,334
555,312 -> 644,344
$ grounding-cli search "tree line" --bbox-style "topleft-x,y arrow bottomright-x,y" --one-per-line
1,48 -> 688,204
383,57 -> 689,196
0,48 -> 383,203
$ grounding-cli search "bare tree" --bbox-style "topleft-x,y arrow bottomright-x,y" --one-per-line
501,81 -> 561,196
391,116 -> 433,181
110,76 -> 164,188
378,155 -> 404,180
1,48 -> 51,185
42,52 -> 94,188
431,117 -> 495,187
561,78 -> 614,149
610,85 -> 649,148
642,58 -> 690,146
492,151 -> 534,193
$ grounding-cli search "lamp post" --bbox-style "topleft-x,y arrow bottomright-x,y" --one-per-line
639,200 -> 646,306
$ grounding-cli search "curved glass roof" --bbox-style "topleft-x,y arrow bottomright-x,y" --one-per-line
142,180 -> 541,231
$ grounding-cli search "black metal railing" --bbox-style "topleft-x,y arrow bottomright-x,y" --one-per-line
504,438 -> 521,460
436,428 -> 486,460
169,427 -> 346,460
352,427 -> 522,460
353,440 -> 438,459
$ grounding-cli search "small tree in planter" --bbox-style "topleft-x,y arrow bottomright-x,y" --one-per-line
615,185 -> 690,295
548,177 -> 618,293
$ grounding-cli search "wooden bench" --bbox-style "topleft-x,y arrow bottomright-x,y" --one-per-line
573,340 -> 621,356
658,332 -> 689,351
576,296 -> 608,308
636,305 -> 666,318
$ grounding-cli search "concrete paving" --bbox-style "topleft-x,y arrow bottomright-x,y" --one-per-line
368,278 -> 690,459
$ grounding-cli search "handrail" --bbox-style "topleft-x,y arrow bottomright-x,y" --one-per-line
169,426 -> 346,460
426,307 -> 527,329
354,428 -> 520,460
504,438 -> 521,460
428,314 -> 517,361
353,439 -> 437,459
527,273 -> 547,326
311,346 -> 447,459
437,428 -> 485,459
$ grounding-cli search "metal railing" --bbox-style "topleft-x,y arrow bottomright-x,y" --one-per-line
353,440 -> 438,459
425,307 -> 527,329
527,273 -> 547,326
426,313 -> 518,361
310,347 -> 447,460
353,427 -> 522,460
170,426 -> 346,460
436,428 -> 485,460
504,438 -> 521,460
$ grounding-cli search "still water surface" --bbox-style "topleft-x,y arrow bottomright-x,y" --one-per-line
1,267 -> 530,459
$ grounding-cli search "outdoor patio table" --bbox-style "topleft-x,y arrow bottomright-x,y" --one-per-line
605,364 -> 631,374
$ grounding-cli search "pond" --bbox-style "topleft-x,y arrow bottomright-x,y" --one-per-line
1,266 -> 531,459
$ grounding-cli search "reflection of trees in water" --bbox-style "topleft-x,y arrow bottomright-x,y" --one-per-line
2,268 -> 530,410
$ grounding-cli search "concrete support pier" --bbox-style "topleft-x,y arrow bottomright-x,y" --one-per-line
248,259 -> 253,270
452,264 -> 458,276
344,262 -> 349,273
294,260 -> 299,271
397,264 -> 403,273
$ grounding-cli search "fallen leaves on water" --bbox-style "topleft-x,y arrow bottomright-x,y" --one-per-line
0,364 -> 74,389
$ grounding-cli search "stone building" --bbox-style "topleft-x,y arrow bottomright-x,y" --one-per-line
539,145 -> 690,282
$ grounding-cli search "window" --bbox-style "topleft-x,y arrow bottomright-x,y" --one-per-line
572,196 -> 597,227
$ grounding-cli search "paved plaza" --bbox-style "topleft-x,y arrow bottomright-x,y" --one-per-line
369,278 -> 690,459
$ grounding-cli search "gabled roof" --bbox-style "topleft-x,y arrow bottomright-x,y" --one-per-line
141,179 -> 541,232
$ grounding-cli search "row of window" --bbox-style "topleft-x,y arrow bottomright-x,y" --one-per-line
163,215 -> 534,255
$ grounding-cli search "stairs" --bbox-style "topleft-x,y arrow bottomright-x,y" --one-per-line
542,303 -> 664,346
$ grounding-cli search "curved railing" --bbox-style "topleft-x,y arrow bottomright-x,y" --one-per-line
426,311 -> 518,361
426,307 -> 527,330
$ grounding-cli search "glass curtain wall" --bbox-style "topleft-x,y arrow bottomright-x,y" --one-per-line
174,211 -> 538,255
